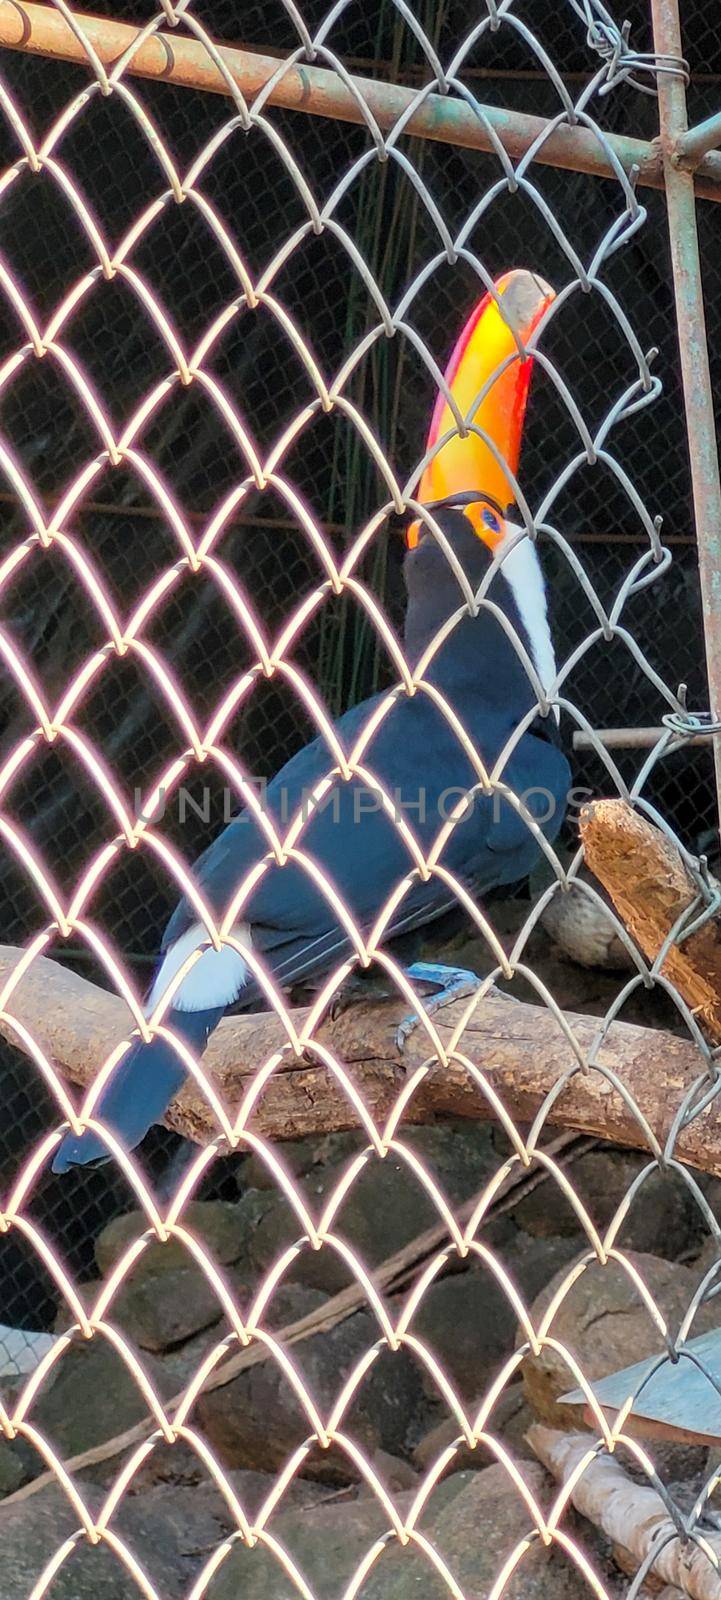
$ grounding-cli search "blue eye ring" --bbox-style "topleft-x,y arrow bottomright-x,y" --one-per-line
481,506 -> 501,533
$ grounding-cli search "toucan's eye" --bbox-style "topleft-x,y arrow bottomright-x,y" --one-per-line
481,506 -> 501,534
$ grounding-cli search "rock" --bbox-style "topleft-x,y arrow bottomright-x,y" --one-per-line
0,1375 -> 38,1490
243,1125 -> 502,1295
197,1284 -> 426,1478
364,1448 -> 419,1492
691,1228 -> 721,1280
401,1266 -> 517,1404
111,1437 -> 335,1502
154,1324 -> 224,1389
205,1479 -> 476,1600
363,1462 -> 601,1599
495,1383 -> 537,1461
521,1248 -> 718,1429
224,1468 -> 332,1515
27,1336 -> 175,1465
504,1229 -> 584,1308
6,1466 -> 576,1600
109,1265 -> 222,1352
0,1480 -> 228,1598
117,1433 -> 219,1493
95,1200 -> 247,1280
412,1383 -> 534,1474
513,1148 -> 704,1260
89,1195 -> 274,1354
397,1235 -> 578,1412
109,1259 -> 252,1353
0,1435 -> 26,1495
207,1490 -> 411,1599
208,1462 -> 595,1599
240,1132 -> 364,1191
53,1282 -> 99,1332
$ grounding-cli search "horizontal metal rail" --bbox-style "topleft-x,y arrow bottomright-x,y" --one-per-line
572,727 -> 716,750
0,0 -> 720,201
676,110 -> 721,168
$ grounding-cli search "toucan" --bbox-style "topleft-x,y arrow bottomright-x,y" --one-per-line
53,268 -> 570,1173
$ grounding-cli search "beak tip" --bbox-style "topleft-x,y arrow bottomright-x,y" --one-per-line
497,268 -> 555,331
531,271 -> 555,300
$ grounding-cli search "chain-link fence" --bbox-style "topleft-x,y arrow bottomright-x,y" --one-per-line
1,1 -> 721,1595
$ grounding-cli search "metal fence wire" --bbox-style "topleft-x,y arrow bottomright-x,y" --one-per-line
1,0 -> 721,1595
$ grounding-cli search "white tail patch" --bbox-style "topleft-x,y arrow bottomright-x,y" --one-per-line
496,524 -> 558,715
146,922 -> 251,1013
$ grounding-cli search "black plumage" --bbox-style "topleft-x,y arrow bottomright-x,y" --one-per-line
53,508 -> 570,1170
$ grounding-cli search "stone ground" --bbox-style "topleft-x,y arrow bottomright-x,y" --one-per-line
0,910 -> 716,1597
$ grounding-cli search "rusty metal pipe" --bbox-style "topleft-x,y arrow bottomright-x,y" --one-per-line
572,728 -> 716,751
652,0 -> 721,820
676,110 -> 721,169
1,1 -> 721,201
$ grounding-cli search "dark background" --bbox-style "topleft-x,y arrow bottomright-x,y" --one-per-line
0,0 -> 718,1340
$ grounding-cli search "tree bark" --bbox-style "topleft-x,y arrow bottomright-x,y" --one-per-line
581,799 -> 721,1043
0,941 -> 719,1176
529,1425 -> 721,1600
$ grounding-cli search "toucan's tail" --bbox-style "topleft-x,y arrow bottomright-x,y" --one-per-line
51,1007 -> 224,1173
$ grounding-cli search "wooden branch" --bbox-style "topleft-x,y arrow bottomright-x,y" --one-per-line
0,941 -> 720,1175
580,799 -> 721,1044
529,1426 -> 721,1600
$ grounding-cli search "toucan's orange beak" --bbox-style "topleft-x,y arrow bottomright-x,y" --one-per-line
407,268 -> 555,549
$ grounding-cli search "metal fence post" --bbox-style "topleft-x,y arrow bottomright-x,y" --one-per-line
651,0 -> 721,824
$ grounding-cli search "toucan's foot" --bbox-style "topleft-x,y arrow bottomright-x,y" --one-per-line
396,962 -> 482,1052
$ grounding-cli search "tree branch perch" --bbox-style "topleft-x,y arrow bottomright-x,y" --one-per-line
529,1425 -> 721,1600
581,799 -> 721,1043
1,936 -> 720,1176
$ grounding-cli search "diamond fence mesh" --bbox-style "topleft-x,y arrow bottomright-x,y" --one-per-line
0,0 -> 721,1595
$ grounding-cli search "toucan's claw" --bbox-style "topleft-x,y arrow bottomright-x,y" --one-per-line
395,961 -> 482,1052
